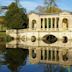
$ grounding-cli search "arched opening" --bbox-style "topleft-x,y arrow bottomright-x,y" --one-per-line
31,36 -> 36,42
63,36 -> 68,43
62,18 -> 68,30
62,50 -> 68,61
32,49 -> 36,58
42,34 -> 58,44
32,20 -> 36,29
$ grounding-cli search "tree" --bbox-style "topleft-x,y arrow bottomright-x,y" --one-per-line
4,2 -> 28,29
46,6 -> 62,13
44,0 -> 57,7
35,6 -> 47,13
35,0 -> 62,14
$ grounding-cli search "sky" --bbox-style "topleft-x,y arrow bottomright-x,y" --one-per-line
0,0 -> 72,12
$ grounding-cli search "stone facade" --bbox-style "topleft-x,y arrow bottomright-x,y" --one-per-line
6,11 -> 72,66
28,11 -> 72,31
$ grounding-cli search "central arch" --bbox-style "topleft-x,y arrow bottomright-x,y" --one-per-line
42,34 -> 58,44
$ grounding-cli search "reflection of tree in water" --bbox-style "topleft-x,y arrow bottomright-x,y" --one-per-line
5,48 -> 28,72
60,66 -> 68,72
0,44 -> 6,52
0,32 -> 6,52
44,64 -> 68,72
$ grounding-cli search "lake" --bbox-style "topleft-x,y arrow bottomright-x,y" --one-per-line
0,48 -> 71,72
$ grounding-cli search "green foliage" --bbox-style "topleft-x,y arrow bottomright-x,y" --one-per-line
46,6 -> 62,13
4,2 -> 28,29
36,6 -> 62,14
0,32 -> 6,43
5,35 -> 14,43
0,32 -> 13,43
0,32 -> 6,51
35,0 -> 62,14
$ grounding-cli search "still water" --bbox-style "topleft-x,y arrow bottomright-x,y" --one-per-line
0,48 -> 71,72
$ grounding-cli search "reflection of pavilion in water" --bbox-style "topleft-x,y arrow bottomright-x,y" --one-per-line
6,11 -> 72,66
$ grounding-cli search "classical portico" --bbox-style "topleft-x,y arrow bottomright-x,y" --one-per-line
28,11 -> 72,31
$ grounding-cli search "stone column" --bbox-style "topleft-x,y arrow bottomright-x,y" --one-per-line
55,49 -> 57,61
47,48 -> 49,60
42,48 -> 45,60
55,18 -> 57,31
37,18 -> 41,30
40,18 -> 42,30
29,20 -> 32,30
47,18 -> 49,30
51,49 -> 53,61
59,49 -> 63,64
51,18 -> 53,31
43,18 -> 45,30
59,17 -> 62,31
